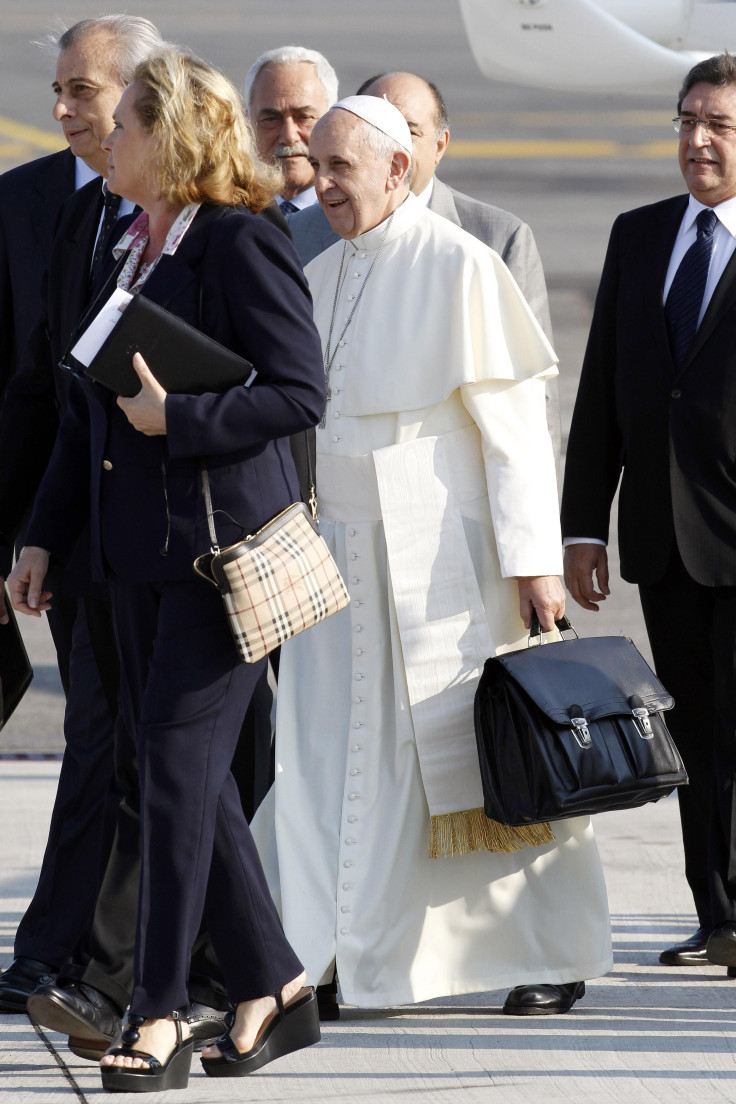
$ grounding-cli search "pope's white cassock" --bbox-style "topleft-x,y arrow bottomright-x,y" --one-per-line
252,191 -> 613,1007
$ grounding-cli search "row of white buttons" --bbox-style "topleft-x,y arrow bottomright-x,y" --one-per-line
338,520 -> 369,940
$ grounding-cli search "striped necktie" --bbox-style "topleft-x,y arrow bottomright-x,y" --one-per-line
279,199 -> 299,215
665,207 -> 718,369
89,189 -> 122,285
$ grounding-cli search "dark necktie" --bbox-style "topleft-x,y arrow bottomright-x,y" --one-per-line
89,189 -> 122,285
665,206 -> 718,369
279,199 -> 299,215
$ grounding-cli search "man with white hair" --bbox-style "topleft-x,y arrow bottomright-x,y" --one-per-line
252,97 -> 612,1017
244,45 -> 338,212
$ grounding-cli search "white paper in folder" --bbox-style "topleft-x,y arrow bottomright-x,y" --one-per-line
71,288 -> 132,367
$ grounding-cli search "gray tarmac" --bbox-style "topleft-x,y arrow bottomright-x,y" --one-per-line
2,2 -> 731,1099
2,763 -> 735,1102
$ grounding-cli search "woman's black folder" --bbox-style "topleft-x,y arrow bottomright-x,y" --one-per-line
84,294 -> 254,397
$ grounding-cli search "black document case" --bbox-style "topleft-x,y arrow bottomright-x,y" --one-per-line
0,594 -> 33,731
85,294 -> 253,397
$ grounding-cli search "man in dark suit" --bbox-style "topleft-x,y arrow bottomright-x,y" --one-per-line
286,71 -> 560,459
0,15 -> 150,1013
561,52 -> 736,973
0,149 -> 80,697
0,148 -> 75,405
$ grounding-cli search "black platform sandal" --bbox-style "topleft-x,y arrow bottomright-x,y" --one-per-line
201,986 -> 320,1077
100,1011 -> 193,1093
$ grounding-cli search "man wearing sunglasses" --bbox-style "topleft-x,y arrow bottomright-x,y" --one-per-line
562,52 -> 736,974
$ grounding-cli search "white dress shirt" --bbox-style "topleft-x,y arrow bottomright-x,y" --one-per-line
663,192 -> 736,323
276,186 -> 316,211
75,157 -> 99,190
414,178 -> 434,208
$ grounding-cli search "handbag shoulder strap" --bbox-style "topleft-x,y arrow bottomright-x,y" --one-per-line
196,282 -> 319,541
289,428 -> 318,521
199,466 -> 220,553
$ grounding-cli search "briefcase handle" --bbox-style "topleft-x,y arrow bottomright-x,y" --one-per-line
529,611 -> 577,644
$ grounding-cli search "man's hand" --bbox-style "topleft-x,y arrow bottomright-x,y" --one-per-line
0,577 -> 8,625
117,352 -> 167,436
7,547 -> 52,617
516,575 -> 566,633
563,543 -> 610,612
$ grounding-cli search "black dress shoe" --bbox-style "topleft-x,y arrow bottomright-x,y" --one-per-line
188,1001 -> 231,1049
503,981 -> 585,1016
707,923 -> 736,967
316,979 -> 340,1022
0,957 -> 56,1013
659,926 -> 712,966
27,981 -> 121,1053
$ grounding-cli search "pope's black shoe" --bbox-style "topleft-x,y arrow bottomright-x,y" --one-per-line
706,923 -> 736,967
27,981 -> 121,1055
503,981 -> 585,1016
188,1002 -> 231,1049
659,926 -> 711,966
316,979 -> 340,1022
0,957 -> 56,1013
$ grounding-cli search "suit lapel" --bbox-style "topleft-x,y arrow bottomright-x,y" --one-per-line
138,205 -> 220,312
33,149 -> 76,257
643,196 -> 688,373
58,182 -> 106,340
682,236 -> 736,373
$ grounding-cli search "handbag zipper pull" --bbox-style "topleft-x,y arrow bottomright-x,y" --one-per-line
568,704 -> 592,748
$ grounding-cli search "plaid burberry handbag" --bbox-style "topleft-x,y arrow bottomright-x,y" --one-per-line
193,457 -> 349,663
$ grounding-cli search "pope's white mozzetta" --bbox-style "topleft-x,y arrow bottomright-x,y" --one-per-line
252,192 -> 613,1008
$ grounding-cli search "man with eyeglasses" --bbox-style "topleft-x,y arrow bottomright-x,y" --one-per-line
562,52 -> 736,974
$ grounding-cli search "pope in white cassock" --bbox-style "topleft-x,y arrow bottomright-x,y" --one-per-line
252,95 -> 613,1016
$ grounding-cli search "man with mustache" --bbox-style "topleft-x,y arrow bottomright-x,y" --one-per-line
244,46 -> 338,215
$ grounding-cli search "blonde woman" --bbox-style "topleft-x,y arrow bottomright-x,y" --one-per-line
10,49 -> 324,1092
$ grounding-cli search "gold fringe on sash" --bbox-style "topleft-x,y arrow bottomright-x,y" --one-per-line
429,808 -> 554,858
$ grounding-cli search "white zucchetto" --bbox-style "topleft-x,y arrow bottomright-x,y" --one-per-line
331,94 -> 412,154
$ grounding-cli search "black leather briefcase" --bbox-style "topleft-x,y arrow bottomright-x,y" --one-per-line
474,618 -> 687,825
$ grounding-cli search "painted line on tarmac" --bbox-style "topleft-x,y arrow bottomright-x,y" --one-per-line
0,115 -> 65,152
0,143 -> 35,158
29,1018 -> 90,1103
0,115 -> 677,161
446,139 -> 676,159
451,110 -> 672,127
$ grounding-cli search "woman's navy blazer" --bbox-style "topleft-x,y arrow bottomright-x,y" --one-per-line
26,203 -> 326,582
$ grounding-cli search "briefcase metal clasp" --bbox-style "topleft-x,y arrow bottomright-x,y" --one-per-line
570,715 -> 592,749
632,706 -> 654,739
